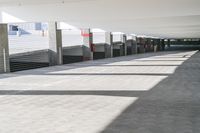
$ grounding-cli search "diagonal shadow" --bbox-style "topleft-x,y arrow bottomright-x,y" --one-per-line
55,65 -> 181,67
98,65 -> 180,67
0,51 -> 187,79
0,90 -> 145,97
100,51 -> 200,133
34,73 -> 171,76
0,50 -> 198,133
134,60 -> 186,62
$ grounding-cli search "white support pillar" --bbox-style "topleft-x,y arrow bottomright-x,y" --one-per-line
105,32 -> 113,58
48,22 -> 63,66
0,24 -> 10,73
130,35 -> 138,54
137,37 -> 146,53
123,34 -> 127,56
81,29 -> 93,61
153,39 -> 158,52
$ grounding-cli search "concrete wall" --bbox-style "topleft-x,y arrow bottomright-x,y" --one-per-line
113,42 -> 124,57
93,32 -> 105,43
113,43 -> 122,49
62,30 -> 83,47
10,50 -> 49,63
94,44 -> 105,52
63,45 -> 83,56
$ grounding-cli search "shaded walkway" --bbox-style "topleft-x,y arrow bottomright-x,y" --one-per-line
101,51 -> 200,133
0,51 -> 199,133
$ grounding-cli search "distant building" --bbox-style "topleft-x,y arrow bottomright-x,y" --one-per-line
8,22 -> 48,35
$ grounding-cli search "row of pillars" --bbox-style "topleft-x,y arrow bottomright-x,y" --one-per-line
0,22 -> 167,73
48,22 -> 131,66
137,37 -> 170,53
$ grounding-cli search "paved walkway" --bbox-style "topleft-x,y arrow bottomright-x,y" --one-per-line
0,51 -> 200,133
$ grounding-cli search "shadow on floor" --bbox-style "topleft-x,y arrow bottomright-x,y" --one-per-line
0,51 -> 190,80
0,51 -> 199,132
99,51 -> 200,133
0,90 -> 145,97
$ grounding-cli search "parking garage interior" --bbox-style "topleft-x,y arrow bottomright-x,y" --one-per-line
0,0 -> 200,133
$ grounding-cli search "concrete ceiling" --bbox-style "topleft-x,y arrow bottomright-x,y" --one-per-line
0,0 -> 200,38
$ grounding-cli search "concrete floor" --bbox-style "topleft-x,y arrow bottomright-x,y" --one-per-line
0,51 -> 200,133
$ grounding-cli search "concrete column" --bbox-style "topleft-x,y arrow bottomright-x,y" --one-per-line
167,39 -> 171,48
81,29 -> 93,61
158,39 -> 162,51
154,39 -> 161,52
131,36 -> 138,54
145,38 -> 148,52
144,38 -> 148,53
161,39 -> 165,51
152,39 -> 157,52
138,37 -> 145,53
122,34 -> 127,56
105,32 -> 113,58
146,38 -> 152,52
48,22 -> 63,66
153,39 -> 158,52
0,24 -> 10,73
149,38 -> 154,52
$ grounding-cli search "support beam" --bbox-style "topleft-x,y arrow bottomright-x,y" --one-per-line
150,38 -> 154,52
137,37 -> 145,53
146,38 -> 153,52
153,39 -> 161,52
81,29 -> 93,61
105,32 -> 113,58
161,39 -> 165,51
0,24 -> 10,73
157,39 -> 161,51
122,34 -> 127,56
131,35 -> 138,54
153,39 -> 158,52
48,22 -> 63,66
167,39 -> 171,48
